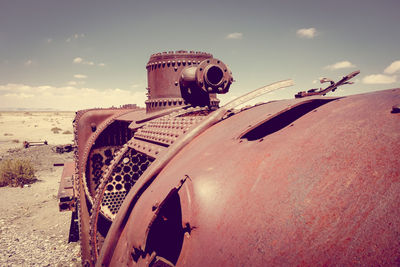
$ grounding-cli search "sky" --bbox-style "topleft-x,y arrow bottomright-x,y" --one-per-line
0,0 -> 399,110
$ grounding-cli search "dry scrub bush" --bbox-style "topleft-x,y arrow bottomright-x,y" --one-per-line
12,139 -> 20,143
51,127 -> 62,134
0,159 -> 36,187
62,130 -> 72,134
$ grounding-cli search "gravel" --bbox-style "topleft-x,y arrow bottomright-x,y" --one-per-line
0,145 -> 82,266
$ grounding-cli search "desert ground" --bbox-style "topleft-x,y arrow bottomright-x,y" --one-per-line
0,111 -> 81,266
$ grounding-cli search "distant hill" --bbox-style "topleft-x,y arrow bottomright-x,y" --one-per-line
0,108 -> 68,111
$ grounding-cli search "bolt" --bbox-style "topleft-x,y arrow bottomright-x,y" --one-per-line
90,123 -> 96,132
392,104 -> 400,113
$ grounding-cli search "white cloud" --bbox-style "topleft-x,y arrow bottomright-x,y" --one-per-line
226,32 -> 243,39
362,74 -> 397,84
73,57 -> 83,63
0,83 -> 147,110
296,28 -> 317,39
73,57 -> 103,67
324,61 -> 356,70
74,74 -> 87,79
67,81 -> 85,86
384,60 -> 400,74
4,92 -> 34,98
131,83 -> 142,89
24,60 -> 33,66
67,33 -> 85,42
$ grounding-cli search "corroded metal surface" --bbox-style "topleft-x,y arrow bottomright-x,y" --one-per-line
57,161 -> 75,212
71,107 -> 140,264
98,88 -> 400,266
88,106 -> 215,261
145,51 -> 213,112
134,108 -> 211,146
58,49 -> 400,267
145,50 -> 232,112
295,70 -> 360,98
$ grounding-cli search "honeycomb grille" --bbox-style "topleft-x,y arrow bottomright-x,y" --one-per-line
101,148 -> 154,219
88,146 -> 121,197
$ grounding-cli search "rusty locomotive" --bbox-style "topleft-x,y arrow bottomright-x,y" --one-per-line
58,50 -> 400,266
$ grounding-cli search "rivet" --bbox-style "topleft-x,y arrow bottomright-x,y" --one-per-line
175,81 -> 178,86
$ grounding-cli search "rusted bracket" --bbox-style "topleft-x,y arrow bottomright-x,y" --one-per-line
23,140 -> 48,148
295,70 -> 360,98
58,161 -> 76,212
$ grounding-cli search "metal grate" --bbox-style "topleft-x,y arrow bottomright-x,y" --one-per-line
100,148 -> 154,219
87,146 -> 121,198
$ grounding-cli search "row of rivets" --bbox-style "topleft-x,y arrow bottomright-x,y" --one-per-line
146,60 -> 203,69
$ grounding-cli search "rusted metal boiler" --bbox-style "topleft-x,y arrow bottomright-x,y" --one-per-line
58,50 -> 400,266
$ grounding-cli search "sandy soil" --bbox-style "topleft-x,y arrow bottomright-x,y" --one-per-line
0,111 -> 81,266
0,111 -> 74,154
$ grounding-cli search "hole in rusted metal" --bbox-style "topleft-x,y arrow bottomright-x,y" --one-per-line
241,99 -> 335,141
144,191 -> 184,265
